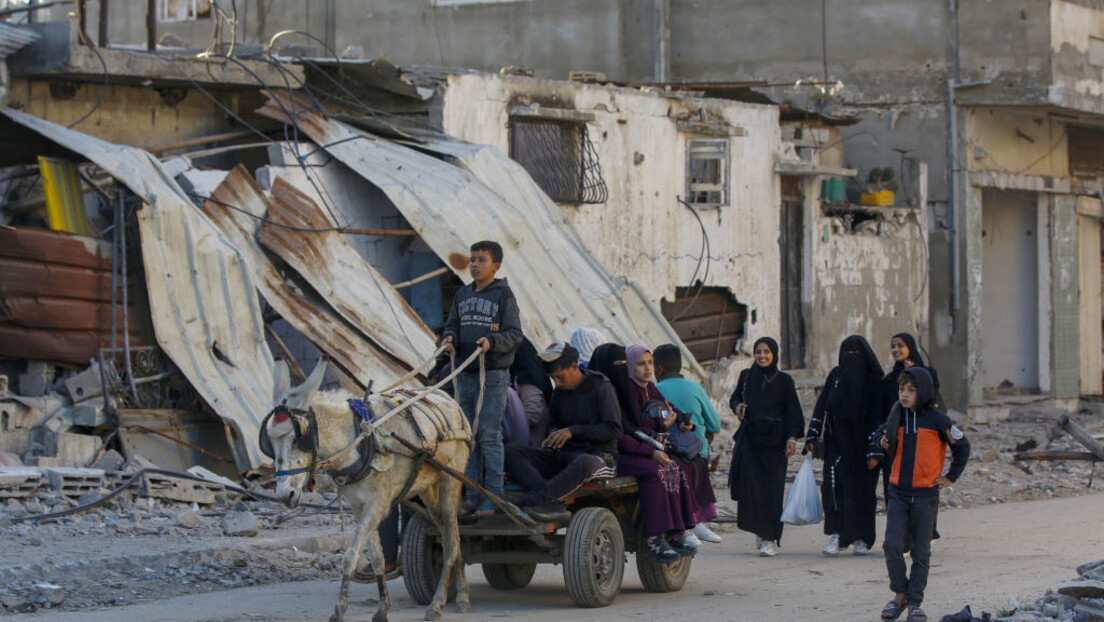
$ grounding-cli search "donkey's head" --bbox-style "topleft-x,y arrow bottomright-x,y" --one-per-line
260,359 -> 327,508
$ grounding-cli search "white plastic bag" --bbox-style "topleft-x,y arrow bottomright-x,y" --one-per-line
780,455 -> 824,526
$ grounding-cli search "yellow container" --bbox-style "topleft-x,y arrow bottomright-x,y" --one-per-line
860,190 -> 895,207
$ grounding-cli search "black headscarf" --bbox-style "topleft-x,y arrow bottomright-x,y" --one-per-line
510,337 -> 552,403
829,335 -> 883,420
891,332 -> 925,371
586,342 -> 641,434
747,336 -> 781,391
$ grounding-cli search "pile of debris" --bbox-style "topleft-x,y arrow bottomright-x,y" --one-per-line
992,559 -> 1104,621
0,461 -> 349,614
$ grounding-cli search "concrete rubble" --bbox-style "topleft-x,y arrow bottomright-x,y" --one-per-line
991,559 -> 1104,622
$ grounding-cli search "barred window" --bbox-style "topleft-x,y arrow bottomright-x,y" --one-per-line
509,118 -> 608,205
686,139 -> 730,207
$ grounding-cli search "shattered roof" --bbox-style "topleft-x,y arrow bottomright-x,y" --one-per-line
1,107 -> 278,473
256,92 -> 705,379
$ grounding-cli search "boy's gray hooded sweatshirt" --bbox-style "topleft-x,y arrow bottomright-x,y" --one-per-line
443,277 -> 523,371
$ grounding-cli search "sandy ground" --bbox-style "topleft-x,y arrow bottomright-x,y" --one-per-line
20,493 -> 1104,622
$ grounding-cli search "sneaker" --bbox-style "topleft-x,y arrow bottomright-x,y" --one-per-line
683,530 -> 702,548
822,534 -> 841,556
758,540 -> 778,557
852,540 -> 871,555
693,522 -> 723,543
642,536 -> 680,564
668,533 -> 698,557
755,537 -> 765,551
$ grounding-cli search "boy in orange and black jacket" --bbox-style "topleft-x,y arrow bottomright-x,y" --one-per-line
869,367 -> 969,622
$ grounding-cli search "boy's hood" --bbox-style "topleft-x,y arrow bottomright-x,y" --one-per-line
904,367 -> 935,409
473,277 -> 509,292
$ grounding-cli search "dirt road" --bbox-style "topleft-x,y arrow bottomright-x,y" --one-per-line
23,493 -> 1102,622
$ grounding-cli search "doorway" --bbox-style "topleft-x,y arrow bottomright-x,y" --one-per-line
780,176 -> 806,368
980,189 -> 1040,392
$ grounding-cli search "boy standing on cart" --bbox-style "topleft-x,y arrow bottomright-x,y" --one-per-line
505,342 -> 622,517
441,240 -> 524,518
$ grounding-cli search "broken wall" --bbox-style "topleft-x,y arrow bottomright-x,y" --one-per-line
438,72 -> 783,358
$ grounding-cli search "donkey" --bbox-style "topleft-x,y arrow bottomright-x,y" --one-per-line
262,360 -> 472,622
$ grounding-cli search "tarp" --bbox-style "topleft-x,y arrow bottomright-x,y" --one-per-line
1,107 -> 276,472
257,92 -> 705,379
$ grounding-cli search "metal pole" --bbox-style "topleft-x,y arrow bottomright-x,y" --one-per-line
147,0 -> 157,52
98,0 -> 109,47
1058,415 -> 1104,462
120,197 -> 140,406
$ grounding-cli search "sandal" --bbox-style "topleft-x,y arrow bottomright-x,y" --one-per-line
881,599 -> 907,621
473,502 -> 497,518
906,607 -> 927,622
459,500 -> 480,516
351,561 -> 401,583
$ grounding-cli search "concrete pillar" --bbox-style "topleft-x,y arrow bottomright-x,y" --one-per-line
964,185 -> 984,405
1050,194 -> 1080,398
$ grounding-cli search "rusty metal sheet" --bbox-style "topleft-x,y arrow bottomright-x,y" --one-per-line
0,296 -> 132,330
0,257 -> 112,301
256,93 -> 704,379
256,176 -> 437,370
0,324 -> 139,364
202,165 -> 413,388
1,108 -> 277,473
0,226 -> 111,270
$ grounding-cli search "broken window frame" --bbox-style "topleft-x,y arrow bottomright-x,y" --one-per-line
508,116 -> 609,205
685,139 -> 730,207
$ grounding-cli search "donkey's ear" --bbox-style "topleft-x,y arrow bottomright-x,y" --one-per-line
288,357 -> 327,408
273,360 -> 291,404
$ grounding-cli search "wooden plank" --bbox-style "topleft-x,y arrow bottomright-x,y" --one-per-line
1069,127 -> 1104,177
669,311 -> 747,342
0,257 -> 112,301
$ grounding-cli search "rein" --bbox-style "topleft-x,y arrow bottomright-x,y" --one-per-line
310,349 -> 484,474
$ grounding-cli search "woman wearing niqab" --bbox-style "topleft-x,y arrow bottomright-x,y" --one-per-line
727,337 -> 804,556
805,335 -> 883,555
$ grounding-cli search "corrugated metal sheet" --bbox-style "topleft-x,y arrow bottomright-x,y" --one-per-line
202,165 -> 414,388
0,226 -> 140,364
257,92 -> 705,379
256,176 -> 437,369
0,22 -> 40,61
1,108 -> 277,472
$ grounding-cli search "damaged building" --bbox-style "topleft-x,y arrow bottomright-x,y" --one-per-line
158,0 -> 1104,413
0,4 -> 928,478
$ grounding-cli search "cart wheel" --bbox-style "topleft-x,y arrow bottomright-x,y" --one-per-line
482,563 -> 537,590
401,515 -> 460,606
636,552 -> 692,593
563,506 -> 624,607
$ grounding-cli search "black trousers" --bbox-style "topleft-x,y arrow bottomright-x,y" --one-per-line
883,488 -> 939,607
505,444 -> 606,505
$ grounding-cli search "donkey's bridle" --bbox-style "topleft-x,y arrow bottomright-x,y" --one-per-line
260,404 -> 319,482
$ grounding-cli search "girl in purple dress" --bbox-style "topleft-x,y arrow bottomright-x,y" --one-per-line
615,345 -> 698,564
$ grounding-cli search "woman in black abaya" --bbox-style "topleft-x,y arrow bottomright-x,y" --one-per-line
881,332 -> 941,416
727,337 -> 804,557
805,335 -> 883,556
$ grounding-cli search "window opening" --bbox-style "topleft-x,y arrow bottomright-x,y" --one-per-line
686,139 -> 730,207
509,117 -> 608,205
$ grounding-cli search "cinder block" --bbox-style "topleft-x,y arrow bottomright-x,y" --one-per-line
55,432 -> 100,467
18,362 -> 55,397
44,467 -> 105,497
64,363 -> 105,403
0,467 -> 43,498
71,403 -> 108,428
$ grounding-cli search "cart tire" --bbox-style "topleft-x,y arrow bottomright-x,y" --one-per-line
482,563 -> 537,590
562,506 -> 624,608
401,515 -> 459,606
636,553 -> 692,593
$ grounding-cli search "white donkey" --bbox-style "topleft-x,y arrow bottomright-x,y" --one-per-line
261,360 -> 472,622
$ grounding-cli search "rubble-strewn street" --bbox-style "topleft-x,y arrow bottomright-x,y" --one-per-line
9,494 -> 1102,622
2,410 -> 1100,618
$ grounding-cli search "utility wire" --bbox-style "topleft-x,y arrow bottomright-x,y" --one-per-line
69,42 -> 109,129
